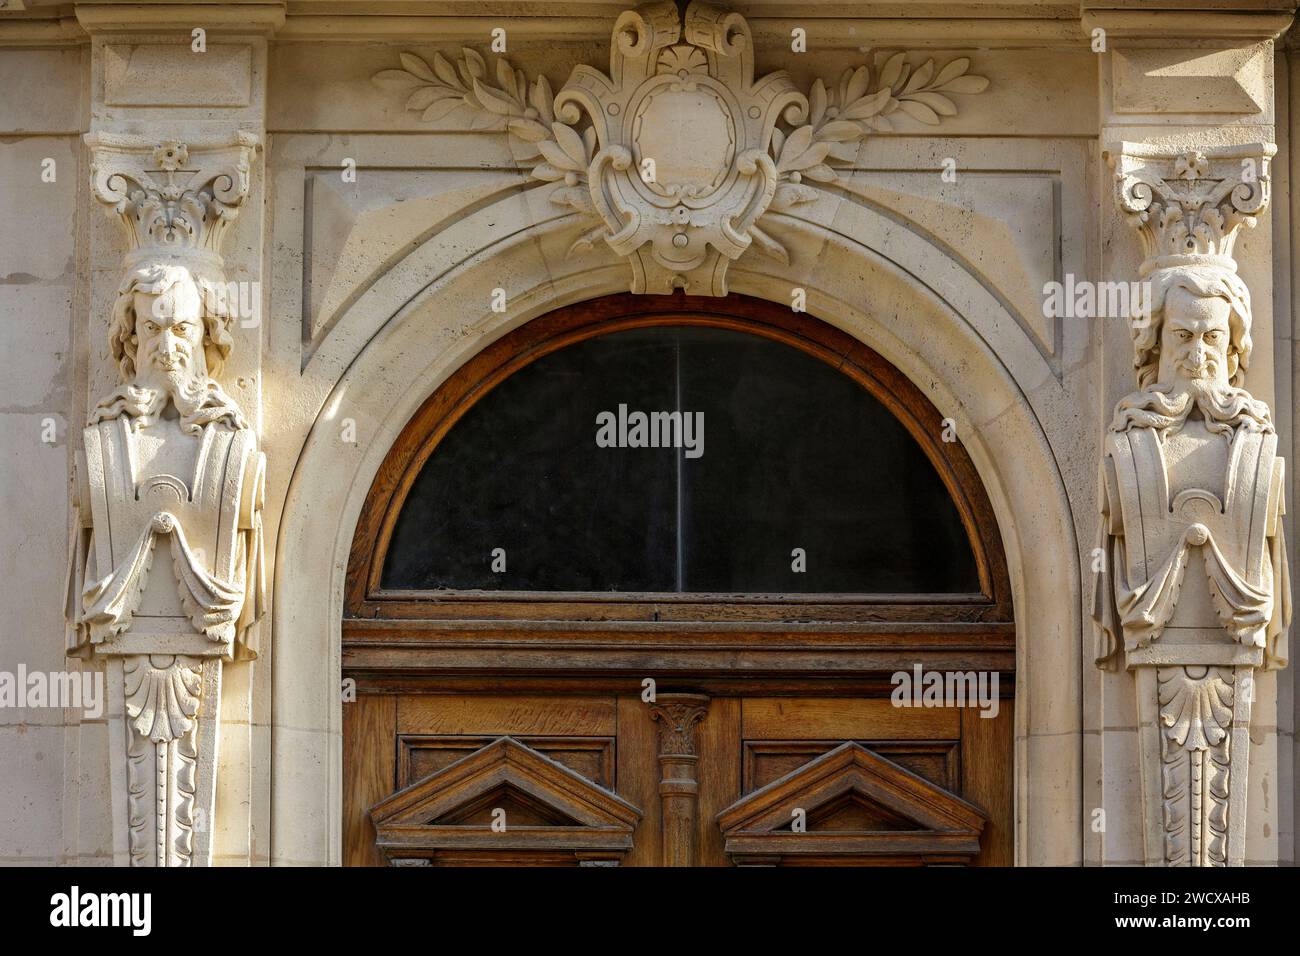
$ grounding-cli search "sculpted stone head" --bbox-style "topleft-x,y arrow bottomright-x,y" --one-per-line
1113,263 -> 1271,435
109,261 -> 234,389
1132,265 -> 1252,393
94,259 -> 246,432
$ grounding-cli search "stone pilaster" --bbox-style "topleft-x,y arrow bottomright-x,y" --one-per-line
74,5 -> 278,866
1085,2 -> 1291,866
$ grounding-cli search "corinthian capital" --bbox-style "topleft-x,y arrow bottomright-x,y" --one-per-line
1107,142 -> 1273,278
86,131 -> 258,273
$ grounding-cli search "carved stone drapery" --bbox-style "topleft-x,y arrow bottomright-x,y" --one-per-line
648,694 -> 710,867
1094,143 -> 1289,867
372,0 -> 988,296
67,133 -> 264,867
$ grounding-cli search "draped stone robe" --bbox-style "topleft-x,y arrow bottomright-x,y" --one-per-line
1095,417 -> 1288,671
1093,412 -> 1288,866
67,413 -> 264,661
64,410 -> 264,865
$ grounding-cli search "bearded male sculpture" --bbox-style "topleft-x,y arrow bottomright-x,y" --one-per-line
66,136 -> 263,866
1095,145 -> 1288,867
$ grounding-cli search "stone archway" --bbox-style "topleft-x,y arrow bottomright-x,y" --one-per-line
268,204 -> 1082,865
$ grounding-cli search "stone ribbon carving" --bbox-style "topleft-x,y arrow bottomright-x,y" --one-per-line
1094,143 -> 1289,866
374,1 -> 988,295
67,133 -> 264,867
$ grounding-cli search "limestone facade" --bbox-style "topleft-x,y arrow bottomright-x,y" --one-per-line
0,0 -> 1297,865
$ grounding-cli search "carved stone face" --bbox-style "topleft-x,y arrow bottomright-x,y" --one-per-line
132,279 -> 207,389
1157,286 -> 1232,395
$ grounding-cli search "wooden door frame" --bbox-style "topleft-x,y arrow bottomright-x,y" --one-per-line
341,292 -> 1017,865
342,292 -> 1014,686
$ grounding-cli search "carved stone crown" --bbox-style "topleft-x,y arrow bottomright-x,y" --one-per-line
87,132 -> 258,272
1108,143 -> 1274,278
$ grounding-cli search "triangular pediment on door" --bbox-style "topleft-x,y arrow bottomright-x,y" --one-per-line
716,741 -> 987,866
369,736 -> 641,866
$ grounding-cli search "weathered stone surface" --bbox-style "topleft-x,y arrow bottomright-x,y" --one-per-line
0,0 -> 1293,867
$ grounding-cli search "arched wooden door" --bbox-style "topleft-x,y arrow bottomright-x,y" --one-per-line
342,293 -> 1014,866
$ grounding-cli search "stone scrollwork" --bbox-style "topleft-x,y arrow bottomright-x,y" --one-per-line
373,0 -> 987,295
1094,142 -> 1288,866
67,132 -> 264,867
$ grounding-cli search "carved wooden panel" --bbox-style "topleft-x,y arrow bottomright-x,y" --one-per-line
345,690 -> 1013,866
744,740 -> 958,794
717,742 -> 987,866
370,736 -> 640,866
399,735 -> 615,790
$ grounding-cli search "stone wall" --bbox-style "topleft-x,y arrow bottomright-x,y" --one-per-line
0,0 -> 1294,866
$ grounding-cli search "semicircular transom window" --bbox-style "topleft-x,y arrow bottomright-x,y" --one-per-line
381,325 -> 980,594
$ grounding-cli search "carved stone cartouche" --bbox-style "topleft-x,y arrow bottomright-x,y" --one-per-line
373,0 -> 988,296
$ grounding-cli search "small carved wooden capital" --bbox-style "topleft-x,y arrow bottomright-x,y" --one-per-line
648,693 -> 710,756
648,693 -> 710,866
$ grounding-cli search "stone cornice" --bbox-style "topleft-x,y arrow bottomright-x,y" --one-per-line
74,2 -> 286,35
0,13 -> 85,44
277,14 -> 1087,47
1081,8 -> 1295,45
7,4 -> 1294,49
0,0 -> 1118,49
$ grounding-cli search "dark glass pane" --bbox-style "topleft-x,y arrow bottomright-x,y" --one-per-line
382,328 -> 679,590
382,324 -> 980,594
677,328 -> 978,592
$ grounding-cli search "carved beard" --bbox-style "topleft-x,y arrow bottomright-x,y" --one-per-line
89,366 -> 248,434
1111,380 -> 1273,437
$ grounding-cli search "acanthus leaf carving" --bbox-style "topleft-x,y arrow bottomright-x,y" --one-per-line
124,654 -> 203,743
1158,666 -> 1234,867
89,135 -> 256,273
1110,144 -> 1275,275
648,695 -> 710,757
373,1 -> 987,295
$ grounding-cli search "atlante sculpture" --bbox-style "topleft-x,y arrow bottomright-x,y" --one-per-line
1094,144 -> 1288,867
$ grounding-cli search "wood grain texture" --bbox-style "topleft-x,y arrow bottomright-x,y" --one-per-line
617,695 -> 662,867
743,697 -> 961,740
696,697 -> 741,866
961,698 -> 1015,866
398,735 -> 614,790
342,694 -> 396,867
396,694 -> 616,735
